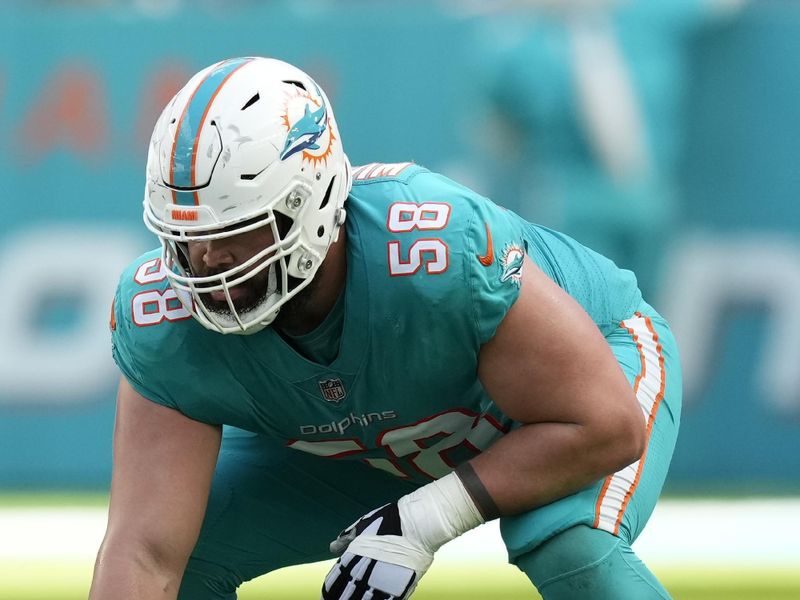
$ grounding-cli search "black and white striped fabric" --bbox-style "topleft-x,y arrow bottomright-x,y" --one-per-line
321,551 -> 418,600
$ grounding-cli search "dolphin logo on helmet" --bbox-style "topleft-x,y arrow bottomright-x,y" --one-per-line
280,90 -> 328,161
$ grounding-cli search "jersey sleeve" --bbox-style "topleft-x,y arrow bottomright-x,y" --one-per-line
463,190 -> 528,345
109,253 -> 181,411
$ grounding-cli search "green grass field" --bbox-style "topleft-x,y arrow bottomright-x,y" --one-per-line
2,494 -> 798,599
2,561 -> 799,600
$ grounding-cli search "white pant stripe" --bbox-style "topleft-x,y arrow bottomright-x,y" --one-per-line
594,313 -> 666,535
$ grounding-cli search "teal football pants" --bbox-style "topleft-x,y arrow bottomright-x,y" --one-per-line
517,525 -> 672,599
504,306 -> 681,598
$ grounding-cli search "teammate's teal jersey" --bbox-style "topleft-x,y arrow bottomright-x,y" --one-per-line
111,163 -> 642,483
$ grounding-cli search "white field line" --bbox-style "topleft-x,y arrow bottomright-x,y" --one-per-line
1,499 -> 798,567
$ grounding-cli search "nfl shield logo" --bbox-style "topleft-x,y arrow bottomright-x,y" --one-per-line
318,378 -> 346,404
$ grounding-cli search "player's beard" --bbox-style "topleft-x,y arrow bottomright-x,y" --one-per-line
198,264 -> 271,317
197,259 -> 322,331
271,270 -> 323,333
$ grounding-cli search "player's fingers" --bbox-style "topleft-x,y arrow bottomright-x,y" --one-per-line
345,555 -> 375,598
330,527 -> 356,555
322,552 -> 358,599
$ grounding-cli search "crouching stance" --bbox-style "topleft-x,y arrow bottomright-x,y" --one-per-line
90,56 -> 680,600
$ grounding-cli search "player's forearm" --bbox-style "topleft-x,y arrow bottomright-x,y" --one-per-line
320,419 -> 642,599
464,419 -> 642,517
89,540 -> 185,600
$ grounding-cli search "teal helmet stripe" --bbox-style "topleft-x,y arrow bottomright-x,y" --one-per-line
170,57 -> 253,205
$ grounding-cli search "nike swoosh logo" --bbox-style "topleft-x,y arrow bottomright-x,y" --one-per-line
477,222 -> 494,266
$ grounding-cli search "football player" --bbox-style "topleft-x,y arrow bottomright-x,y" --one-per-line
89,57 -> 681,600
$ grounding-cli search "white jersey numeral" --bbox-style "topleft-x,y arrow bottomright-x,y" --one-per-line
287,409 -> 507,480
133,257 -> 166,284
287,439 -> 366,458
387,202 -> 451,232
388,239 -> 448,275
386,202 -> 451,277
378,410 -> 506,479
132,288 -> 190,326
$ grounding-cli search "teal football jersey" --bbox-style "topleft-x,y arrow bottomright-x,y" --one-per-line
111,163 -> 642,483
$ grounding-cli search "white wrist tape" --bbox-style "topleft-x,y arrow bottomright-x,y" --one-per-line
346,472 -> 485,572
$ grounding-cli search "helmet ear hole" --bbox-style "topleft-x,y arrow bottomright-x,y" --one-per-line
275,212 -> 294,239
317,226 -> 324,237
319,176 -> 335,210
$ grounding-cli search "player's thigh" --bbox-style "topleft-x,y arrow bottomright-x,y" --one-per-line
186,427 -> 417,586
500,307 -> 681,560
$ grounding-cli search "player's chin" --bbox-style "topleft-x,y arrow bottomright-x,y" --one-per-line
201,288 -> 265,316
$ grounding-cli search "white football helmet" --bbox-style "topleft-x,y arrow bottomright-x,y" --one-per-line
143,57 -> 352,334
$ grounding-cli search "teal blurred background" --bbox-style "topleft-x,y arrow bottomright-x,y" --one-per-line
1,0 -> 799,496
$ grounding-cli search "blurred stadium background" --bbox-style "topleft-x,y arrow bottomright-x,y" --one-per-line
2,0 -> 799,598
